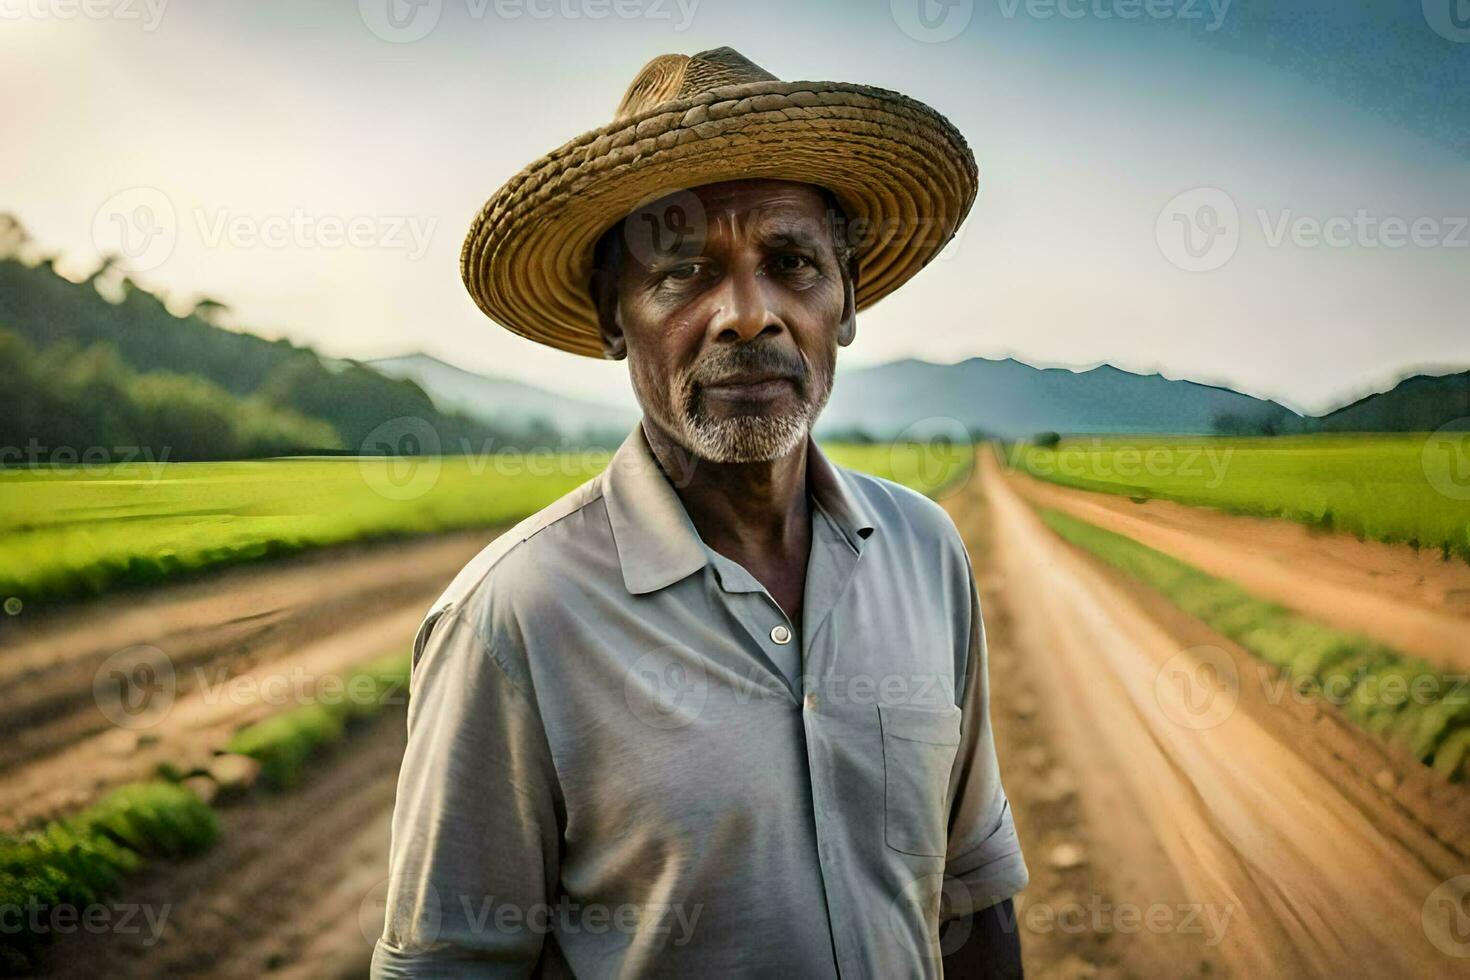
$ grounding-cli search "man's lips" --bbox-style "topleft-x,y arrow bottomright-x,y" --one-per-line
699,374 -> 798,398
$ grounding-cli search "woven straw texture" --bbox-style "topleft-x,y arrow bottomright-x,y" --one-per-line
461,47 -> 978,357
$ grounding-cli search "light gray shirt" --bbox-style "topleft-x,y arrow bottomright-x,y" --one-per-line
371,426 -> 1027,978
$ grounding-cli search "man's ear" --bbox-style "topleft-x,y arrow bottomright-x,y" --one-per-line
593,272 -> 627,361
837,254 -> 859,348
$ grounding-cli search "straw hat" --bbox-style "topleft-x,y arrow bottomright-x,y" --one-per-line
461,46 -> 978,357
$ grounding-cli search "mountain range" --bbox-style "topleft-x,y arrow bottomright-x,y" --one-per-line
380,351 -> 1468,442
3,217 -> 1465,459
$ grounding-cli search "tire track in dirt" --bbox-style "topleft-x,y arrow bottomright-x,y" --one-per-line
973,451 -> 1470,978
945,481 -> 1196,979
0,529 -> 497,830
1003,467 -> 1470,671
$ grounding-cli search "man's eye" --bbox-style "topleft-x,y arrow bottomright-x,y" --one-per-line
773,254 -> 814,273
663,262 -> 704,281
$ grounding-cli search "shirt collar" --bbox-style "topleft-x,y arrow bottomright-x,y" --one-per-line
601,423 -> 877,596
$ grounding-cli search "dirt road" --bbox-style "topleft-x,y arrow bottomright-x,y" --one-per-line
968,451 -> 1470,977
1004,466 -> 1470,670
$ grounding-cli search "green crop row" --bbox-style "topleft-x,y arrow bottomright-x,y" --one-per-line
1008,435 -> 1470,563
0,782 -> 219,968
1,652 -> 411,968
1039,508 -> 1470,780
224,653 -> 410,789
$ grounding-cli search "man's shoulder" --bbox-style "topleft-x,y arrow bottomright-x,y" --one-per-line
413,474 -> 612,662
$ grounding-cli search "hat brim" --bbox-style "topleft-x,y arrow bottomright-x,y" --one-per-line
461,79 -> 978,357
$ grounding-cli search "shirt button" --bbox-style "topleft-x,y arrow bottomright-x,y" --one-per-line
803,693 -> 818,710
770,624 -> 792,645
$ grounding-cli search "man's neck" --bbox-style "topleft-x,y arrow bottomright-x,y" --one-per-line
641,417 -> 813,620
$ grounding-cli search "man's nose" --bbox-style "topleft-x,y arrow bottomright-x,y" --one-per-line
707,267 -> 783,345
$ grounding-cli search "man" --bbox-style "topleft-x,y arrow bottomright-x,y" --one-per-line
373,47 -> 1027,978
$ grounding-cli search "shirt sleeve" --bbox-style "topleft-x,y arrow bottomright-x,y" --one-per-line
942,548 -> 1029,919
370,602 -> 563,978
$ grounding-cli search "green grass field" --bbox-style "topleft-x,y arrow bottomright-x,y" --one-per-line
1007,434 -> 1470,563
0,443 -> 970,604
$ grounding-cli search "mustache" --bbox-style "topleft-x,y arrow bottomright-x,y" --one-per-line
686,342 -> 809,392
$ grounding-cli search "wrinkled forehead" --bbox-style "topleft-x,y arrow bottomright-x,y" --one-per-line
618,179 -> 840,260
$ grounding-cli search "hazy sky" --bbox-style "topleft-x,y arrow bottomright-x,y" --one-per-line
4,0 -> 1466,414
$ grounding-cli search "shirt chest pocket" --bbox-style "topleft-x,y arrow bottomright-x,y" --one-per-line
877,703 -> 963,857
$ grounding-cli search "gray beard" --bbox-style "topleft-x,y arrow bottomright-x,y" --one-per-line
679,399 -> 821,464
646,353 -> 835,465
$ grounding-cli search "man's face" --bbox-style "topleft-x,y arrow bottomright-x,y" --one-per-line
596,179 -> 856,464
